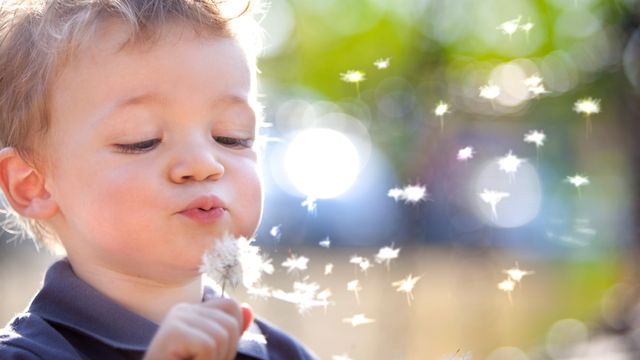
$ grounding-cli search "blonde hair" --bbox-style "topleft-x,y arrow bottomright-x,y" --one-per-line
0,0 -> 263,252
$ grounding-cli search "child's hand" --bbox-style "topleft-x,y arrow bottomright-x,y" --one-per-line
143,299 -> 254,360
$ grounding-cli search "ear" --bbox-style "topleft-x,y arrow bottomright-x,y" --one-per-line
0,147 -> 58,219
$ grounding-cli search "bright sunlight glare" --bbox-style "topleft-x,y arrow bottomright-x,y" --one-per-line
284,128 -> 360,199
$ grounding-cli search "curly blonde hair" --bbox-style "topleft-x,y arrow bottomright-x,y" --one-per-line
0,0 -> 263,252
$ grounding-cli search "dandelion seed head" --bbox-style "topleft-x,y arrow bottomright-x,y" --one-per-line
374,58 -> 390,69
342,314 -> 375,327
237,237 -> 274,289
200,233 -> 242,289
435,101 -> 450,117
340,70 -> 366,83
281,254 -> 309,272
479,83 -> 501,100
573,97 -> 601,116
524,130 -> 546,148
457,146 -> 475,161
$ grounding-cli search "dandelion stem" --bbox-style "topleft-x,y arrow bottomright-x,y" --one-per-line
221,279 -> 227,298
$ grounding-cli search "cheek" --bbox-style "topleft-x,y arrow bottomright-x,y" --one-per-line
234,163 -> 263,235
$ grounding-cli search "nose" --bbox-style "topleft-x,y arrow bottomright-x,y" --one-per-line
168,142 -> 225,183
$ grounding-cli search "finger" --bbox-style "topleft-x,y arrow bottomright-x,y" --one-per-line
201,298 -> 243,326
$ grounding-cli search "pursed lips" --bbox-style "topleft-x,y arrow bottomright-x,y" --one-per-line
178,194 -> 227,224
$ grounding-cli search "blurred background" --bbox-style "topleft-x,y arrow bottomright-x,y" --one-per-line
2,0 -> 640,359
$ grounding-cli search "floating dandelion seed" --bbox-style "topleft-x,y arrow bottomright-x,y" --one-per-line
318,237 -> 331,248
358,258 -> 373,275
317,289 -> 332,312
375,244 -> 400,272
503,262 -> 535,283
388,184 -> 428,204
392,274 -> 422,306
498,278 -> 516,304
520,20 -> 534,41
347,279 -> 362,304
340,70 -> 366,98
434,101 -> 450,132
524,75 -> 549,98
479,189 -> 510,220
272,279 -> 329,313
269,224 -> 282,240
247,286 -> 272,299
524,130 -> 546,164
281,254 -> 309,272
573,97 -> 601,138
301,196 -> 317,214
374,57 -> 390,69
324,263 -> 334,275
349,255 -> 364,265
498,151 -> 525,180
566,174 -> 590,197
479,82 -> 500,101
497,16 -> 521,40
457,146 -> 475,161
342,314 -> 375,327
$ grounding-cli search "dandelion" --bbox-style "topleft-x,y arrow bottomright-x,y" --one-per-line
457,146 -> 475,161
324,263 -> 334,275
388,184 -> 428,204
347,279 -> 362,305
498,278 -> 516,304
281,254 -> 309,273
479,82 -> 500,102
479,189 -> 510,220
374,57 -> 390,69
503,262 -> 535,284
200,233 -> 241,296
318,237 -> 331,248
375,244 -> 400,272
566,174 -> 590,197
524,130 -> 546,164
200,234 -> 271,296
340,70 -> 366,98
573,97 -> 601,138
342,314 -> 375,327
392,274 -> 422,306
301,196 -> 317,214
497,16 -> 521,40
498,151 -> 525,180
434,101 -> 450,132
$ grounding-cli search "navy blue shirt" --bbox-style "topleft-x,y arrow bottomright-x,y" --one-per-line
0,259 -> 317,360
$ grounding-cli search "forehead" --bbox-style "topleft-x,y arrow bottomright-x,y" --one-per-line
48,19 -> 254,129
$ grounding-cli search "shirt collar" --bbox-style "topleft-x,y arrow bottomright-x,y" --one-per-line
28,258 -> 268,359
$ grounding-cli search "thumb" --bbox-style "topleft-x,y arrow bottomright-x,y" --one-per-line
240,304 -> 254,333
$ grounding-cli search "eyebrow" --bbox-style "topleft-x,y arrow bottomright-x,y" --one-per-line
95,93 -> 254,126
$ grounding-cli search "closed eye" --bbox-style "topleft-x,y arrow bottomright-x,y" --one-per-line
214,136 -> 254,149
114,139 -> 160,154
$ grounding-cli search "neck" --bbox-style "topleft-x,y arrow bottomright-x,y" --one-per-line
66,255 -> 202,324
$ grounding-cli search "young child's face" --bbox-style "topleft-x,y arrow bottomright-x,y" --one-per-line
41,21 -> 262,280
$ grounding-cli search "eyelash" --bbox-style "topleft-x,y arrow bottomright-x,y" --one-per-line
114,136 -> 254,154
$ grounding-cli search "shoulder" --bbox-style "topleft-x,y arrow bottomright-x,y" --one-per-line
1,312 -> 79,360
254,318 -> 319,360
